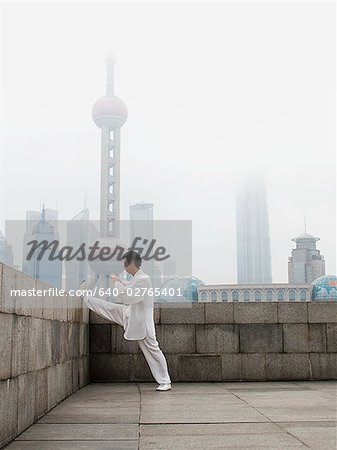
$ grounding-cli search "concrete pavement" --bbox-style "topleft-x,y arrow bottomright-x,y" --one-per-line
4,381 -> 337,449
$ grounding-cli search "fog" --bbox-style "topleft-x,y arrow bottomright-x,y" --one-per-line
0,2 -> 335,283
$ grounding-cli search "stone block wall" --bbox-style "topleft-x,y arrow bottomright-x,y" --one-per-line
0,263 -> 90,448
90,302 -> 337,382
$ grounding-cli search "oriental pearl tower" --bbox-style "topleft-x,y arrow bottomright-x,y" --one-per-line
92,53 -> 128,238
89,54 -> 128,293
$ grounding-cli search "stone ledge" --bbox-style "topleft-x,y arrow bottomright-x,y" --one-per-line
158,302 -> 205,324
90,324 -> 112,354
166,354 -> 222,382
157,324 -> 196,353
234,302 -> 278,323
266,353 -> 310,380
205,303 -> 234,323
309,353 -> 337,380
196,324 -> 239,353
221,353 -> 266,381
308,302 -> 337,323
283,323 -> 327,353
0,313 -> 13,380
90,354 -> 134,382
239,324 -> 283,353
0,377 -> 18,448
1,264 -> 87,323
90,311 -> 111,324
278,302 -> 308,323
326,323 -> 337,352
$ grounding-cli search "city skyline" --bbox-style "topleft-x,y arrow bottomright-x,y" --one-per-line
1,3 -> 335,283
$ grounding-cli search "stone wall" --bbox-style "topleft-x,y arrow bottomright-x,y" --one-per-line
0,263 -> 90,448
90,302 -> 337,382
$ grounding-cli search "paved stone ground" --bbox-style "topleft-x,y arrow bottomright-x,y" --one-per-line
4,381 -> 337,449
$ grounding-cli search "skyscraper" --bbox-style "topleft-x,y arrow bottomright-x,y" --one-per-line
0,230 -> 14,266
22,207 -> 58,274
130,202 -> 154,245
65,208 -> 90,292
288,232 -> 325,284
236,176 -> 272,284
129,203 -> 158,285
23,206 -> 62,288
90,54 -> 128,294
92,53 -> 128,238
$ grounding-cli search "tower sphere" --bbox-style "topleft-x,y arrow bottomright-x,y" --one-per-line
88,237 -> 126,275
92,95 -> 128,130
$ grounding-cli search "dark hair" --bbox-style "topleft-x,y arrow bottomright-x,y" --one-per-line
123,250 -> 142,268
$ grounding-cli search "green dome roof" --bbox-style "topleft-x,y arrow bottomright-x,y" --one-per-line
159,276 -> 204,302
311,275 -> 337,301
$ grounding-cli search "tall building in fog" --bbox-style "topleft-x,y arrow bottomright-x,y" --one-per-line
288,232 -> 325,284
130,202 -> 154,244
236,176 -> 272,284
22,207 -> 58,274
23,206 -> 62,288
65,208 -> 90,292
0,230 -> 14,266
129,203 -> 161,286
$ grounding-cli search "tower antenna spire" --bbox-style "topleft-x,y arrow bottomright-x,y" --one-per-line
304,216 -> 307,234
83,191 -> 87,210
106,52 -> 116,96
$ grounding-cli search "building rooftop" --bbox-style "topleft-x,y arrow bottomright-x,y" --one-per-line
292,233 -> 320,242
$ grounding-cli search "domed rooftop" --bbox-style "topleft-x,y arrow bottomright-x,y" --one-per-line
159,276 -> 204,302
92,95 -> 128,130
311,275 -> 337,301
292,233 -> 319,242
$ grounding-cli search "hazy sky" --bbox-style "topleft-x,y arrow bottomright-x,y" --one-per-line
0,2 -> 335,284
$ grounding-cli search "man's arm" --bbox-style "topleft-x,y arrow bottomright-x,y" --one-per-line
113,276 -> 149,305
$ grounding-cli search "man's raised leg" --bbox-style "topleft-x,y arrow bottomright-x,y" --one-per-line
83,295 -> 126,327
79,277 -> 127,326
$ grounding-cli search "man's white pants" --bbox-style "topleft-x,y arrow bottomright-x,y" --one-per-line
84,296 -> 171,384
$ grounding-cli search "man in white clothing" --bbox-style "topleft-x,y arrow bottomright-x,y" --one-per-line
81,250 -> 172,391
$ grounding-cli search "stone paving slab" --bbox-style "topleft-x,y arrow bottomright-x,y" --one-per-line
140,403 -> 270,424
140,393 -> 244,406
4,441 -> 138,450
290,381 -> 337,396
215,381 -> 313,391
139,432 -> 306,449
37,407 -> 140,424
73,383 -> 140,395
15,424 -> 139,441
47,397 -> 140,406
279,421 -> 337,450
140,422 -> 286,435
60,393 -> 140,403
232,390 -> 336,406
5,382 -> 337,450
250,405 -> 336,422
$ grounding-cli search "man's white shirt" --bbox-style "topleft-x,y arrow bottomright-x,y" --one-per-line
113,269 -> 156,340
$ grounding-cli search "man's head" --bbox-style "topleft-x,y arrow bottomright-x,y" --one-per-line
122,250 -> 142,275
